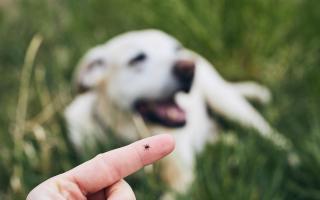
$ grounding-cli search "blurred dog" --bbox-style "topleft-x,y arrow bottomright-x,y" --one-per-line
65,29 -> 275,198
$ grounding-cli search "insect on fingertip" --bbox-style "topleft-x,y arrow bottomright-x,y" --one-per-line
143,144 -> 151,151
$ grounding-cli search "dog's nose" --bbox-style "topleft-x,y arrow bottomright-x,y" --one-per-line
173,60 -> 195,81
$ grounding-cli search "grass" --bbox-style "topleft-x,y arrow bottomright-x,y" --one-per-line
0,0 -> 320,199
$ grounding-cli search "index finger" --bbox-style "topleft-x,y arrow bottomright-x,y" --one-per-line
64,134 -> 175,195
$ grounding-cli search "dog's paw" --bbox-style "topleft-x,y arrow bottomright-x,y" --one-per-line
233,81 -> 272,104
256,85 -> 272,104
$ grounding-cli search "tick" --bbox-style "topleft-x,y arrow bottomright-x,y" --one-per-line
143,144 -> 151,151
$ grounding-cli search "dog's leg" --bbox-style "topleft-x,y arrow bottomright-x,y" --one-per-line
160,144 -> 195,200
231,81 -> 271,104
160,124 -> 215,199
195,56 -> 294,150
195,57 -> 272,135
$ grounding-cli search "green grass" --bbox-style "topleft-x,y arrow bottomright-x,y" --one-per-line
0,0 -> 320,199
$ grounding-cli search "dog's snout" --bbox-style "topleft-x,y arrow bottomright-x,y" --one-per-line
173,60 -> 195,81
172,60 -> 195,93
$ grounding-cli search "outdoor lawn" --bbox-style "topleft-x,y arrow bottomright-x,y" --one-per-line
0,0 -> 319,199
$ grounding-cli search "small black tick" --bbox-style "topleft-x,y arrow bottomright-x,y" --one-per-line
143,144 -> 151,151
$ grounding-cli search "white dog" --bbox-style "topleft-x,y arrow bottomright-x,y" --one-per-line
65,29 -> 285,198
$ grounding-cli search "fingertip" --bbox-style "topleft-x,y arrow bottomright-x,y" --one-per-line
135,134 -> 175,166
66,133 -> 177,195
158,134 -> 175,154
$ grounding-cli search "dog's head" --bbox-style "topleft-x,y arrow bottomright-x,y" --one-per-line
75,30 -> 196,127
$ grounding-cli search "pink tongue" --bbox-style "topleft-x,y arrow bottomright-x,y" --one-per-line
154,103 -> 186,123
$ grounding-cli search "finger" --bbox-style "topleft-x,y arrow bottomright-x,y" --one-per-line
88,179 -> 135,200
64,134 -> 175,195
105,179 -> 135,200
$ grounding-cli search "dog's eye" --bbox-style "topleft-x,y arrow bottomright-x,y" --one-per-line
89,59 -> 105,69
129,53 -> 147,66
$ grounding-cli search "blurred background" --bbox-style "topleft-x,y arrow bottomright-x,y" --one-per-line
0,0 -> 320,199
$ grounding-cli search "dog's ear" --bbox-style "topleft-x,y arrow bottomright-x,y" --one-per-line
74,47 -> 108,93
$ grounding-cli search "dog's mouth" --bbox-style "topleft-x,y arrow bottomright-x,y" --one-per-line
133,59 -> 196,128
134,97 -> 186,128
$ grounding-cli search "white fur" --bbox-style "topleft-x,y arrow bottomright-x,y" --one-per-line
65,29 -> 277,198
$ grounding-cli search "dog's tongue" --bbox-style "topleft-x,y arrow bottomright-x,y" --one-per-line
134,99 -> 186,127
154,102 -> 186,124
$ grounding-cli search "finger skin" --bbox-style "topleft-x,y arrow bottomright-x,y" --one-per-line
105,179 -> 135,200
88,179 -> 135,200
27,175 -> 86,200
27,134 -> 175,200
65,134 -> 175,195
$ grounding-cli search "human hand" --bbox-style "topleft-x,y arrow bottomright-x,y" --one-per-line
27,134 -> 175,200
